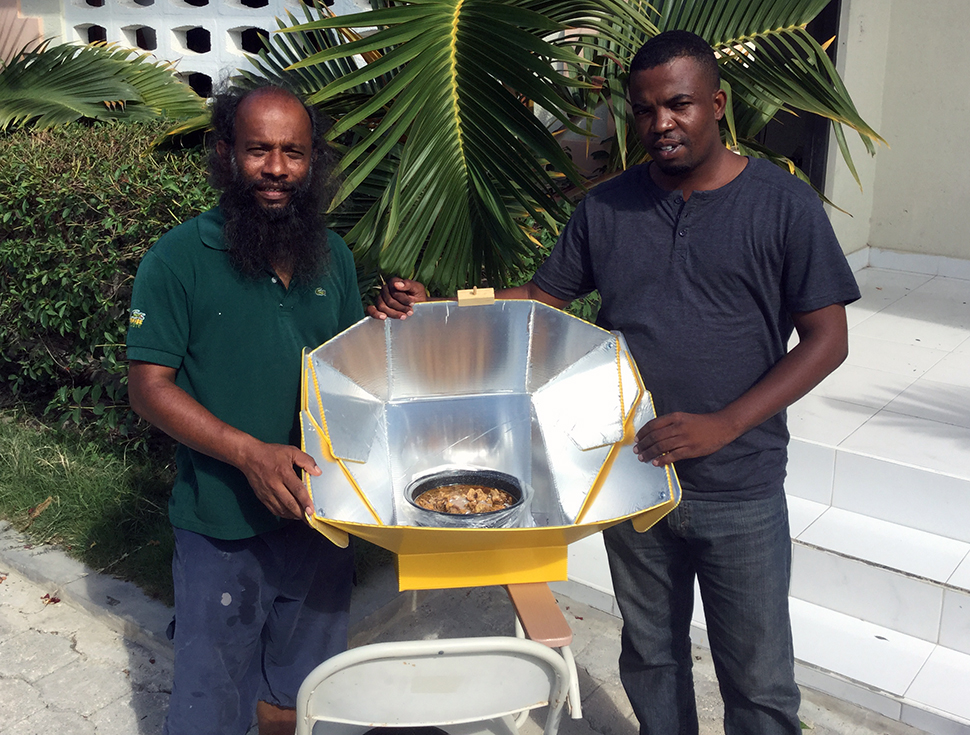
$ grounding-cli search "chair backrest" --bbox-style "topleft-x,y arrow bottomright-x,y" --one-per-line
296,636 -> 569,735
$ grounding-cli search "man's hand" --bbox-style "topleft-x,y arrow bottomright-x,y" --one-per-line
633,304 -> 850,468
633,411 -> 738,466
366,278 -> 428,320
129,361 -> 321,522
237,441 -> 321,520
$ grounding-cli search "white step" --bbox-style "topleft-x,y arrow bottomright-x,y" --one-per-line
787,438 -> 970,544
553,497 -> 970,734
790,600 -> 970,734
787,496 -> 970,646
690,595 -> 970,732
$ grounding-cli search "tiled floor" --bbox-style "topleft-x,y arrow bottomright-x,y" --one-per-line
787,265 -> 970,732
790,267 -> 970,482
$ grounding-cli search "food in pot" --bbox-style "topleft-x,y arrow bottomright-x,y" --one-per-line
414,484 -> 515,515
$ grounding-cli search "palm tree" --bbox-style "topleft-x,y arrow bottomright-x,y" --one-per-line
0,40 -> 206,131
202,0 -> 884,293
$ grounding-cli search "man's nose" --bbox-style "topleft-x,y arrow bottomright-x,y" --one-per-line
262,149 -> 287,178
652,113 -> 674,133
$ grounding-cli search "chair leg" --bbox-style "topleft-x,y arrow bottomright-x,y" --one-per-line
560,645 -> 582,719
510,616 -> 531,729
514,613 -> 582,721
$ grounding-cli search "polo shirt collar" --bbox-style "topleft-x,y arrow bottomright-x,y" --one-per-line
199,206 -> 228,251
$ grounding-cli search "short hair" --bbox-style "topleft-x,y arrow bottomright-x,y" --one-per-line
206,82 -> 331,190
629,30 -> 720,92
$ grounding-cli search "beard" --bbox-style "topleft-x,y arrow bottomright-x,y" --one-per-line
220,162 -> 330,284
652,158 -> 693,177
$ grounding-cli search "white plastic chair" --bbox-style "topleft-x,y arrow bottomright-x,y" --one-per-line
295,636 -> 570,735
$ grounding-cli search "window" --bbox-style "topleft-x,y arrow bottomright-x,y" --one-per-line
186,72 -> 212,98
124,25 -> 158,51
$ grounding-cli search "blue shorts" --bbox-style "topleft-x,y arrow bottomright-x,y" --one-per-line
163,522 -> 354,735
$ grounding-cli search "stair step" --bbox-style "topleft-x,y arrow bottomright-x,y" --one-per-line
789,493 -> 970,584
787,496 -> 970,646
688,597 -> 970,733
788,438 -> 970,544
789,599 -> 970,734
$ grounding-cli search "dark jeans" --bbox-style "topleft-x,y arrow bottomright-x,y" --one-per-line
603,493 -> 800,735
164,523 -> 354,735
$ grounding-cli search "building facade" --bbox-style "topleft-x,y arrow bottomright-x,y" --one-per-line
14,0 -> 370,95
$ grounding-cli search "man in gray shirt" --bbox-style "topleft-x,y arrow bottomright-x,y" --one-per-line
371,30 -> 860,735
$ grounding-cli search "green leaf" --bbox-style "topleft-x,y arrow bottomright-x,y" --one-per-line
267,0 -> 652,291
0,41 -> 205,131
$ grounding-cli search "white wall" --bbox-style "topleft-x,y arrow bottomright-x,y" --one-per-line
19,0 -> 371,92
825,0 -> 892,257
865,0 -> 970,261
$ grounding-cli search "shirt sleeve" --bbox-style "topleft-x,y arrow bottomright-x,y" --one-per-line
782,196 -> 861,314
125,248 -> 190,369
532,199 -> 597,302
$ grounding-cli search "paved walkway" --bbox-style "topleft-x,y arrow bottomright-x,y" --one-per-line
0,565 -> 170,734
0,520 -> 929,735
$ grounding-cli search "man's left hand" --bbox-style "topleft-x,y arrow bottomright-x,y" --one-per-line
633,412 -> 737,466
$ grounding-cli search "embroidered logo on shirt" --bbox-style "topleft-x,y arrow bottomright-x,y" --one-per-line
314,288 -> 327,297
129,309 -> 146,328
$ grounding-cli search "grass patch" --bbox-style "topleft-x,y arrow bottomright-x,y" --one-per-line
0,410 -> 396,606
0,410 -> 176,604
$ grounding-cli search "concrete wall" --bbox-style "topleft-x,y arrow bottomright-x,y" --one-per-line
14,0 -> 59,43
17,0 -> 371,92
1,0 -> 43,60
829,0 -> 970,263
824,0 -> 892,257
865,0 -> 970,260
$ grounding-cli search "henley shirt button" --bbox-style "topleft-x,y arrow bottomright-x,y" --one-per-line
271,277 -> 277,284
679,230 -> 687,237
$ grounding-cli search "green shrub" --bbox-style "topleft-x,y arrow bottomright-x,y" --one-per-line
0,121 -> 216,441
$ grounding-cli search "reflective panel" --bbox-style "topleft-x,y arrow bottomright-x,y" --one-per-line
302,299 -> 680,588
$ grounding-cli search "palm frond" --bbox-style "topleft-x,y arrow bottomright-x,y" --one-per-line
280,0 -> 649,291
0,41 -> 204,131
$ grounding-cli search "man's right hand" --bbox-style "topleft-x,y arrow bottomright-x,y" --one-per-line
237,440 -> 319,520
129,361 -> 319,521
366,278 -> 427,320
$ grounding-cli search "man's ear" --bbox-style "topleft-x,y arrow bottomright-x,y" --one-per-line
712,87 -> 728,122
216,140 -> 230,160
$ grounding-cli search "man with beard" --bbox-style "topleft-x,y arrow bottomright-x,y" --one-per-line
370,31 -> 860,735
126,84 -> 362,735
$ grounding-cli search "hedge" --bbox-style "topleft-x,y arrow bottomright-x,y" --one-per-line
0,121 -> 216,441
0,120 -> 597,447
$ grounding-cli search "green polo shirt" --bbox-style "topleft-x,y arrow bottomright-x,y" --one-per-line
126,207 -> 363,539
